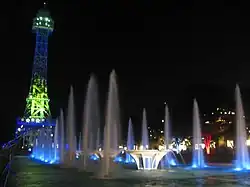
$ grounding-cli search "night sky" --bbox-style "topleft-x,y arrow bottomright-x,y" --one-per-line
2,0 -> 250,143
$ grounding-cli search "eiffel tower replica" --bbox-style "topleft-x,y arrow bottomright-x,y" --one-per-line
16,4 -> 55,148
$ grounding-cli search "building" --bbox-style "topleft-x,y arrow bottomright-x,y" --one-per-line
203,108 -> 235,136
203,107 -> 250,149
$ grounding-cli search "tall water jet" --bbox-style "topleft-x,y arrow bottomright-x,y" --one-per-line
164,105 -> 171,149
82,75 -> 100,170
66,86 -> 76,166
59,109 -> 65,163
102,70 -> 120,177
127,118 -> 135,150
141,108 -> 149,150
44,128 -> 51,161
192,99 -> 205,168
164,104 -> 171,168
235,85 -> 250,169
78,132 -> 82,151
96,128 -> 100,150
54,118 -> 59,161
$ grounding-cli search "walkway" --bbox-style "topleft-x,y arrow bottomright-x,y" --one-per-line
6,156 -> 244,186
7,156 -> 103,187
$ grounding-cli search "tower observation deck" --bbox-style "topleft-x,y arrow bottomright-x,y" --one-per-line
16,5 -> 55,139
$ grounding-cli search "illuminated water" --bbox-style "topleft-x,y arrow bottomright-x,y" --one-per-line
31,126 -> 55,163
127,118 -> 134,150
59,109 -> 65,163
66,86 -> 77,166
26,76 -> 250,183
8,157 -> 250,187
78,132 -> 81,151
164,104 -> 170,149
162,105 -> 172,167
235,85 -> 250,170
141,108 -> 149,149
54,119 -> 59,161
125,118 -> 135,163
96,128 -> 100,149
102,70 -> 121,177
82,75 -> 100,170
192,99 -> 205,168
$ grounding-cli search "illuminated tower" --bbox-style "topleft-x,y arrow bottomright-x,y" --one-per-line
16,5 -> 55,137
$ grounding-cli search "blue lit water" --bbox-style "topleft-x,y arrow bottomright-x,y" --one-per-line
192,99 -> 205,169
7,156 -> 250,186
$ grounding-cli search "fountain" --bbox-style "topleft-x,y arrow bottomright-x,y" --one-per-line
101,70 -> 120,177
192,99 -> 205,168
59,109 -> 65,163
66,86 -> 76,166
125,118 -> 135,163
141,108 -> 149,150
235,84 -> 250,170
54,118 -> 59,161
31,127 -> 55,164
78,132 -> 81,151
96,128 -> 100,150
82,75 -> 100,170
127,118 -> 135,150
26,70 -> 250,186
163,104 -> 172,167
164,104 -> 171,149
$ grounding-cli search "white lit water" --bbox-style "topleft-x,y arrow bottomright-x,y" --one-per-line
29,77 -> 250,185
66,86 -> 77,167
164,105 -> 170,149
30,71 -> 122,177
141,108 -> 149,150
96,128 -> 100,150
82,75 -> 100,170
101,70 -> 121,177
78,132 -> 81,151
235,84 -> 250,170
59,109 -> 65,163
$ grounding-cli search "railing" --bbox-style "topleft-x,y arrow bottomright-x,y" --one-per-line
0,154 -> 12,187
0,135 -> 23,186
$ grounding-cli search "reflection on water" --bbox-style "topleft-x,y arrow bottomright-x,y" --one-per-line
7,157 -> 250,187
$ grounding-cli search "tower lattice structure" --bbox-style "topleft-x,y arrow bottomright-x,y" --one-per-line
17,6 -> 54,132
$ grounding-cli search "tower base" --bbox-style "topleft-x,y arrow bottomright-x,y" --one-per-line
16,117 -> 55,149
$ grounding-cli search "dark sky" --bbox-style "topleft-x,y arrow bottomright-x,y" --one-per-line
2,0 -> 250,143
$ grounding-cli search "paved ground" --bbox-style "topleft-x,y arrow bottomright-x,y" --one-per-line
6,156 -> 250,187
7,156 -> 91,187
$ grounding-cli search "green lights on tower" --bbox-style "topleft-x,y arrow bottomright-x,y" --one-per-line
25,78 -> 50,120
